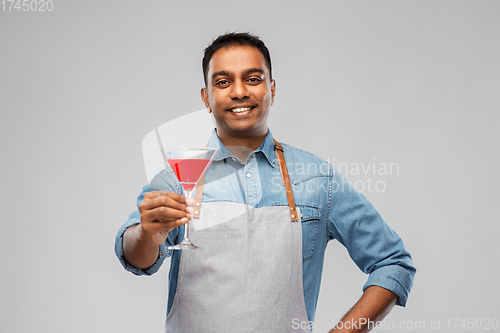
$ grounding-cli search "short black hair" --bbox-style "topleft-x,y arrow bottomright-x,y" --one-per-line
202,32 -> 272,87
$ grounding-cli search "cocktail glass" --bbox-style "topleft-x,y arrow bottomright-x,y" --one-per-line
161,147 -> 219,250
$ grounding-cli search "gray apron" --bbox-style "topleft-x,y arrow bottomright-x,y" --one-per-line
165,140 -> 311,333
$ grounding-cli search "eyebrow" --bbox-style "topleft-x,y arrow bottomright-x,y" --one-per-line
211,70 -> 231,81
211,68 -> 265,82
244,68 -> 265,76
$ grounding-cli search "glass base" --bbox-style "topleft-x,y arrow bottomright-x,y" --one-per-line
167,240 -> 203,250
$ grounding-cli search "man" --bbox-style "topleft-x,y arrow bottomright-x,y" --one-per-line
115,32 -> 416,332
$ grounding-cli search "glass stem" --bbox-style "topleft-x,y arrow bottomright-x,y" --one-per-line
183,188 -> 192,242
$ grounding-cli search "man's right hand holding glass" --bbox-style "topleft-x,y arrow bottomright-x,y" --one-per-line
122,191 -> 194,269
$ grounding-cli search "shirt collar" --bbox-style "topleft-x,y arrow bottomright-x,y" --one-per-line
207,128 -> 279,168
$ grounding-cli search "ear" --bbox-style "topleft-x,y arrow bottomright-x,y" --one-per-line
201,87 -> 211,112
270,80 -> 276,105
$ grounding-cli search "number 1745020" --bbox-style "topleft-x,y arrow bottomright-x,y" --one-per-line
1,0 -> 54,12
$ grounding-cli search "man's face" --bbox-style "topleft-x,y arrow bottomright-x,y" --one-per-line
201,45 -> 275,141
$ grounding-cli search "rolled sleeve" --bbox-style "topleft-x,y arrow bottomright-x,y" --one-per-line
363,264 -> 414,306
327,169 -> 416,306
114,210 -> 172,276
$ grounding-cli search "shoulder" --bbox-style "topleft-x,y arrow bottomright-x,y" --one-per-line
279,141 -> 331,170
278,142 -> 333,180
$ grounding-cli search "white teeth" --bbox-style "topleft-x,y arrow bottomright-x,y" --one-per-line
231,107 -> 252,113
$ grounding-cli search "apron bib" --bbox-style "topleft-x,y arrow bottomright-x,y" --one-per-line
165,140 -> 311,333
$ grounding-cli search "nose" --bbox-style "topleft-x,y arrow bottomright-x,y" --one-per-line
229,79 -> 249,100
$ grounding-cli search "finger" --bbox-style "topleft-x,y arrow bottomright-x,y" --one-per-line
157,191 -> 188,204
185,198 -> 196,207
143,191 -> 166,200
142,216 -> 190,234
143,191 -> 187,204
140,195 -> 188,213
142,206 -> 189,223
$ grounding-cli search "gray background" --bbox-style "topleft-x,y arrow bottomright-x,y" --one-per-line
1,1 -> 499,332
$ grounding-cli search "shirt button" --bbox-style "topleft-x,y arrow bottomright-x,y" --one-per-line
246,173 -> 252,178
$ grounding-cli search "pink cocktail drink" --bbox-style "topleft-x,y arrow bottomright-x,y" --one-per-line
167,158 -> 212,191
161,147 -> 219,250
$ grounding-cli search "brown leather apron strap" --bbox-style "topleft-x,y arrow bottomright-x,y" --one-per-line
273,139 -> 298,221
192,139 -> 298,222
192,172 -> 205,218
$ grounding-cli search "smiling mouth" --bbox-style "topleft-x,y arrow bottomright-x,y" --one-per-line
228,106 -> 255,113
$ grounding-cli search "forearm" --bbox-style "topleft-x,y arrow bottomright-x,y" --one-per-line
330,286 -> 397,333
122,224 -> 160,269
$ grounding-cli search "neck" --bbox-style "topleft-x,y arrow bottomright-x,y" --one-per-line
217,130 -> 268,163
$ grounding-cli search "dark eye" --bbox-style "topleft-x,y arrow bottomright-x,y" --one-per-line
247,77 -> 262,84
215,80 -> 230,87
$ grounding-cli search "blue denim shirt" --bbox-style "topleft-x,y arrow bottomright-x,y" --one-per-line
115,129 -> 416,323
